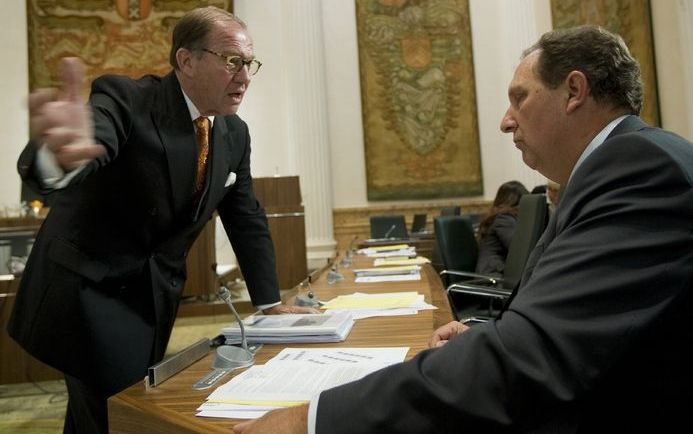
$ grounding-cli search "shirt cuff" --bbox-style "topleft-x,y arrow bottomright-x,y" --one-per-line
307,392 -> 321,434
36,144 -> 86,189
256,301 -> 282,312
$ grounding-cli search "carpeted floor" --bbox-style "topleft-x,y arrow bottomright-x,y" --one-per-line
0,312 -> 237,434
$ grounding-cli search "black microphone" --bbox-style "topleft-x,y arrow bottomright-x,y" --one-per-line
383,224 -> 397,239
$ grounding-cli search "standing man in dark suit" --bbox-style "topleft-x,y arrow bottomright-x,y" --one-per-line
8,6 -> 315,434
235,25 -> 693,434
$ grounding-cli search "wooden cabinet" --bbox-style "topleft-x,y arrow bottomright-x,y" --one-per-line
0,217 -> 62,384
182,220 -> 218,297
253,177 -> 308,290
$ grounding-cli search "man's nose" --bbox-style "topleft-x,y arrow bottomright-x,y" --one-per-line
500,111 -> 517,133
233,65 -> 251,83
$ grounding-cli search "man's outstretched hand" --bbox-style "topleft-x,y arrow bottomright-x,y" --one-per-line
29,57 -> 105,171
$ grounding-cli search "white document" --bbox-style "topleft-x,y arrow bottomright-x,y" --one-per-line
197,347 -> 409,419
365,248 -> 417,258
353,265 -> 421,277
268,347 -> 409,366
355,272 -> 421,283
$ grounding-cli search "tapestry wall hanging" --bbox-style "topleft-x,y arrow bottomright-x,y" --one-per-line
550,0 -> 660,126
27,0 -> 234,94
355,0 -> 483,201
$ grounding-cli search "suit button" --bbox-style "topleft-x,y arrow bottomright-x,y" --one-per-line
171,280 -> 177,287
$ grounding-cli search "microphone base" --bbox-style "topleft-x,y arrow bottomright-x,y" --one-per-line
295,294 -> 322,307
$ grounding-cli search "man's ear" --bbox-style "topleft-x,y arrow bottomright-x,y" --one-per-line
565,70 -> 588,114
176,48 -> 194,77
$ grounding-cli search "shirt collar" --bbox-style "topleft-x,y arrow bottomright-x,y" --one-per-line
181,89 -> 215,127
567,114 -> 629,184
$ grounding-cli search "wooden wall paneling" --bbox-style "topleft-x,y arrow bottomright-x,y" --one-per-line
332,199 -> 489,252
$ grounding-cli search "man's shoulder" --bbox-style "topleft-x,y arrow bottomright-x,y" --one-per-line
91,72 -> 167,95
605,125 -> 693,179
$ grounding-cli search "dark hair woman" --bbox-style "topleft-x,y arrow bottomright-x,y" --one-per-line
475,180 -> 529,275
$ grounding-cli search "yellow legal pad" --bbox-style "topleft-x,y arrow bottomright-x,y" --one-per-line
320,291 -> 421,310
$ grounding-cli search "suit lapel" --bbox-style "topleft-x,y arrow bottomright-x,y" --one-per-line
151,72 -> 197,216
501,211 -> 558,311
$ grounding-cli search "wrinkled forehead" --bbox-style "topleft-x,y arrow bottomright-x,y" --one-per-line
208,20 -> 254,58
508,52 -> 541,93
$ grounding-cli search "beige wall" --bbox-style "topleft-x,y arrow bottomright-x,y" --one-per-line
0,0 -> 690,210
0,0 -> 28,210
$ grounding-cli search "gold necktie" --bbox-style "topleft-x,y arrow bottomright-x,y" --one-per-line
193,116 -> 210,195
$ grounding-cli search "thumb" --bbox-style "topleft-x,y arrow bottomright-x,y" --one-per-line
59,57 -> 86,102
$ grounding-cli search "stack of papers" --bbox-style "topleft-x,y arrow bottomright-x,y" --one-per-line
373,256 -> 430,267
221,312 -> 354,344
321,291 -> 436,320
357,244 -> 416,258
353,265 -> 421,283
197,347 -> 409,419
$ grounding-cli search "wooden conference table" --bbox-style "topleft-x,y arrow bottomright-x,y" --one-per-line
108,254 -> 453,433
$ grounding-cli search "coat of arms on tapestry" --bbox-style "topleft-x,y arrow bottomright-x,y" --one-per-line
355,0 -> 483,200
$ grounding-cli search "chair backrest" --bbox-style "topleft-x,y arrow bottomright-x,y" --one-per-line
434,216 -> 478,284
411,213 -> 427,234
502,194 -> 548,289
370,215 -> 408,239
440,206 -> 461,216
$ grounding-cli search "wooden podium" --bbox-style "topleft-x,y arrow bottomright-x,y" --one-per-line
253,176 -> 308,290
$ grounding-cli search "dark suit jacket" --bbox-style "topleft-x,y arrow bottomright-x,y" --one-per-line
8,72 -> 280,394
475,213 -> 517,276
316,116 -> 693,433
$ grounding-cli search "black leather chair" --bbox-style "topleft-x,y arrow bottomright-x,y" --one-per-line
370,215 -> 408,239
434,216 -> 478,287
445,194 -> 548,320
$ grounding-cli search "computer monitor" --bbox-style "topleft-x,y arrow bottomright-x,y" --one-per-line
411,213 -> 427,234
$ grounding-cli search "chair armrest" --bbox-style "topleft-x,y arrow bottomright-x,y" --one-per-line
447,282 -> 511,299
440,269 -> 503,286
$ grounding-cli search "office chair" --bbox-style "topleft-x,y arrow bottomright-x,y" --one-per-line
445,194 -> 548,320
411,213 -> 427,234
434,216 -> 478,287
369,215 -> 408,239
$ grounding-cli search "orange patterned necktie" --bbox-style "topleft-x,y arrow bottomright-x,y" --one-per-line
193,116 -> 210,195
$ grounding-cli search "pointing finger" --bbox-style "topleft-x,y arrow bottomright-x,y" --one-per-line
59,57 -> 86,103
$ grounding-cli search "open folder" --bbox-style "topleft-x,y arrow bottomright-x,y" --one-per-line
221,312 -> 354,344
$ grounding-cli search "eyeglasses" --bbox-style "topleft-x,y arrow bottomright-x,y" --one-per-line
201,48 -> 262,75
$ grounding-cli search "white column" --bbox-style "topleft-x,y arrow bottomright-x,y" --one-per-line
504,0 -> 550,189
282,0 -> 336,267
679,0 -> 693,139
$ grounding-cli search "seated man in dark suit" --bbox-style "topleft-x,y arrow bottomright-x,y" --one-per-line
235,25 -> 693,434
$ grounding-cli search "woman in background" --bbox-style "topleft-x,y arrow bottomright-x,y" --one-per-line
475,180 -> 529,275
